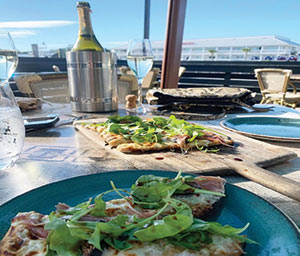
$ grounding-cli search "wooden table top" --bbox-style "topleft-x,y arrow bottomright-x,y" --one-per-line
1,103 -> 300,229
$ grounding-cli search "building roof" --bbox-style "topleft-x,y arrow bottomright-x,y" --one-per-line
181,36 -> 300,48
110,35 -> 300,49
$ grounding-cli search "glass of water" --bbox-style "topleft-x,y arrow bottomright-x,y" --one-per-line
0,31 -> 25,170
127,39 -> 153,114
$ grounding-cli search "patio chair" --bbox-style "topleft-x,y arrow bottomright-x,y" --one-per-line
178,66 -> 186,79
119,66 -> 160,90
14,74 -> 43,97
142,67 -> 160,90
117,73 -> 138,104
29,78 -> 70,103
117,67 -> 160,102
255,68 -> 300,108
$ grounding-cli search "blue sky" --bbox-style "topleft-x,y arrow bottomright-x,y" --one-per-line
1,0 -> 300,51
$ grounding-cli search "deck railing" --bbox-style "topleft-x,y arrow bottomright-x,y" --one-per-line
12,58 -> 300,97
119,59 -> 300,93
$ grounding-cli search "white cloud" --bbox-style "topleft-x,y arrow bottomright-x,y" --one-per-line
10,30 -> 36,37
0,20 -> 75,29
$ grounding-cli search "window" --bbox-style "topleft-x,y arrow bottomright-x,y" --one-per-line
182,48 -> 191,52
205,47 -> 216,52
232,55 -> 244,59
191,55 -> 201,60
232,47 -> 243,51
218,47 -> 230,51
219,55 -> 230,59
191,47 -> 203,52
250,47 -> 261,51
263,46 -> 278,51
181,55 -> 190,60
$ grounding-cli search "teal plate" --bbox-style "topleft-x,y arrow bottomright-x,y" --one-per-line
221,116 -> 300,142
0,170 -> 299,255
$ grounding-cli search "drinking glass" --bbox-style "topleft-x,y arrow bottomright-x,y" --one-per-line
0,31 -> 25,170
127,39 -> 153,114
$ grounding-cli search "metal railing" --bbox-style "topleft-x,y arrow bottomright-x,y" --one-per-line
12,58 -> 300,97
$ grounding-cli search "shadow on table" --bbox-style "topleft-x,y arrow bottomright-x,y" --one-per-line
26,127 -> 75,138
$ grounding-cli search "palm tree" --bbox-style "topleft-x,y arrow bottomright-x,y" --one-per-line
291,50 -> 297,56
242,47 -> 251,60
208,49 -> 217,61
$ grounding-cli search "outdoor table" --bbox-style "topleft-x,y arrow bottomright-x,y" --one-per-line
0,103 -> 299,228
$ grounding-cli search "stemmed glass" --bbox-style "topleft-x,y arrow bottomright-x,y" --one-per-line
127,39 -> 153,114
0,32 -> 18,84
0,31 -> 25,170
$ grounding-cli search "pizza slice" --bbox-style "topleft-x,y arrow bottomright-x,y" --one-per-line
80,115 -> 234,153
0,211 -> 48,256
0,212 -> 244,256
0,173 -> 254,256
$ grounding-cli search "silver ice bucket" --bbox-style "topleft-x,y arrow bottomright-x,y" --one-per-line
66,51 -> 118,112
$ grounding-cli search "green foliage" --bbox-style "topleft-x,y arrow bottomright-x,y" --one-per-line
45,172 -> 253,255
81,115 -> 230,151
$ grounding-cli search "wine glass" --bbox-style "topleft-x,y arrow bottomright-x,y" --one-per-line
0,31 -> 25,170
127,39 -> 153,114
0,32 -> 18,85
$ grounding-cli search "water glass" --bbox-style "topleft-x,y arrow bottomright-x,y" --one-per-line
0,31 -> 25,170
0,83 -> 25,170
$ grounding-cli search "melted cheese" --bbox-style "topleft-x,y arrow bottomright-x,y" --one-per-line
0,212 -> 48,256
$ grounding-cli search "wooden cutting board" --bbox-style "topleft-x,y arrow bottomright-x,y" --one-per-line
74,119 -> 295,174
74,119 -> 300,201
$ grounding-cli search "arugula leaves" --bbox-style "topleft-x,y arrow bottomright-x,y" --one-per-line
167,218 -> 257,250
83,115 -> 230,151
131,172 -> 224,209
45,172 -> 254,255
45,215 -> 83,256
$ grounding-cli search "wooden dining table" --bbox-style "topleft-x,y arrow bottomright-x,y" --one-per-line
0,102 -> 300,230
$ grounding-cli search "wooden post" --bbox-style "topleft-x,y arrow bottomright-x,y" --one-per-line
144,0 -> 150,39
160,0 -> 187,89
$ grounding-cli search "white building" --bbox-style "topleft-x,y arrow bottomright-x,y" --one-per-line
112,36 -> 300,61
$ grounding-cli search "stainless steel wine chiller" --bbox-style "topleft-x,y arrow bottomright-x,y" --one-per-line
66,51 -> 118,112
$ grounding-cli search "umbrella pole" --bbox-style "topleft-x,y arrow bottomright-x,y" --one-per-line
160,0 -> 187,89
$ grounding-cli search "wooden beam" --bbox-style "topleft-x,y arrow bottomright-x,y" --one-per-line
160,0 -> 187,89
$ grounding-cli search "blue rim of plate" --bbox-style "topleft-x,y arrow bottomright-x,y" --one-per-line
0,170 -> 299,255
220,116 -> 300,142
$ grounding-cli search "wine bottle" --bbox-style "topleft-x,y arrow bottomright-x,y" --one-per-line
72,1 -> 104,52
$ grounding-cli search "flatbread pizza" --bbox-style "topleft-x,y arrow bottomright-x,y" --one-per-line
0,173 -> 255,256
80,115 -> 234,153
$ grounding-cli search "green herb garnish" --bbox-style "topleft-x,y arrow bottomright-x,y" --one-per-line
81,115 -> 232,151
45,172 -> 255,255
